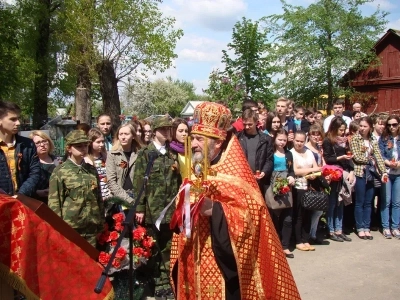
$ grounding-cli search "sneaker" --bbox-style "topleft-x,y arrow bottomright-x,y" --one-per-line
391,229 -> 400,239
383,229 -> 392,239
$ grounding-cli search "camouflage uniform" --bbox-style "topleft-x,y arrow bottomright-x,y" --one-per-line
133,117 -> 180,294
48,131 -> 105,247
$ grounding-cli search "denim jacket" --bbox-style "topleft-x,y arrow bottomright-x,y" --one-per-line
378,135 -> 400,161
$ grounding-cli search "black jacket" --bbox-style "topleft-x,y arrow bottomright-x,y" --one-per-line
0,135 -> 40,196
237,129 -> 273,191
322,137 -> 354,172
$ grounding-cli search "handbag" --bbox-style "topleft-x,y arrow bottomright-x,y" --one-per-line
265,171 -> 293,210
301,187 -> 328,211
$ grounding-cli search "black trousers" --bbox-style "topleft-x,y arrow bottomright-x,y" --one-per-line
270,208 -> 293,250
293,189 -> 311,244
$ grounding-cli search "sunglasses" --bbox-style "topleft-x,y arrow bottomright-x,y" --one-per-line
387,123 -> 399,127
310,131 -> 321,136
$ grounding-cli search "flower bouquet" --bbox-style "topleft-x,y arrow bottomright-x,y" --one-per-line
322,165 -> 343,182
273,177 -> 290,195
97,206 -> 156,300
97,212 -> 155,274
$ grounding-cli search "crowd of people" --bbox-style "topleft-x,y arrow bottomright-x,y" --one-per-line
233,97 -> 399,259
2,95 -> 398,299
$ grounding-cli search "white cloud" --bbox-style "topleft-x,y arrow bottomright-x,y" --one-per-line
177,35 -> 226,62
365,0 -> 396,10
166,0 -> 247,31
179,49 -> 220,62
192,79 -> 209,94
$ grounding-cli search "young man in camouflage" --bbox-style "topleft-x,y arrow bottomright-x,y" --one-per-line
134,116 -> 180,299
48,130 -> 105,247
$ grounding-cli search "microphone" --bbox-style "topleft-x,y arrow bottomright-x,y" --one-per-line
144,151 -> 158,180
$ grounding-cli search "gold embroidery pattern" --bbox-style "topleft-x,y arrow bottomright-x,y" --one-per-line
170,136 -> 300,299
191,102 -> 232,140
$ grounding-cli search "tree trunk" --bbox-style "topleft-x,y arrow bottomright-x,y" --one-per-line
32,0 -> 51,129
75,63 -> 92,125
97,59 -> 121,133
326,32 -> 333,115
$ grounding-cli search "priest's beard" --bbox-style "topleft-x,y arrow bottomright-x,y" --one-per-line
192,139 -> 217,164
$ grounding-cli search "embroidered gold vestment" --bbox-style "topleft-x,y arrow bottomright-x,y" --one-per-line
170,135 -> 301,299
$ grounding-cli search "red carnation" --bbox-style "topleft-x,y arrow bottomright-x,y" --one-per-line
143,250 -> 151,258
107,231 -> 120,242
112,258 -> 121,269
133,247 -> 144,257
114,222 -> 124,232
99,252 -> 111,265
133,226 -> 147,240
113,213 -> 125,223
142,236 -> 155,248
115,247 -> 127,259
111,240 -> 117,247
280,186 -> 290,194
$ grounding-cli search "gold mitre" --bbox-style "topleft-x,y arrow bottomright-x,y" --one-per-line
191,102 -> 232,140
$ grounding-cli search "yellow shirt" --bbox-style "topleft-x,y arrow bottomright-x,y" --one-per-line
178,153 -> 187,179
0,137 -> 17,192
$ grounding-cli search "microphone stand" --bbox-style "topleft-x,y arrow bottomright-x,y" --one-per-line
95,152 -> 157,300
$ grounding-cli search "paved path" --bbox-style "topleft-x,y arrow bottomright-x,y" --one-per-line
287,231 -> 400,300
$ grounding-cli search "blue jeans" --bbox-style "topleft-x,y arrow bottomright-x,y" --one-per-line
381,174 -> 400,230
327,183 -> 343,233
310,210 -> 323,238
354,176 -> 375,232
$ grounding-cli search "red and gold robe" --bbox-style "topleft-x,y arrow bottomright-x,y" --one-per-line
170,135 -> 301,299
0,195 -> 114,300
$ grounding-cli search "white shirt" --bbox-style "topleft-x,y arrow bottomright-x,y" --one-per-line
389,137 -> 400,175
323,115 -> 352,133
291,148 -> 315,190
153,141 -> 166,155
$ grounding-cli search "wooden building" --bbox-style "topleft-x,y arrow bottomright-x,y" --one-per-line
343,29 -> 400,114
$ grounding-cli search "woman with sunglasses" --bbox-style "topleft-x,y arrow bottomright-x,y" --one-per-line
350,116 -> 387,240
305,124 -> 325,244
378,115 -> 400,239
323,117 -> 355,242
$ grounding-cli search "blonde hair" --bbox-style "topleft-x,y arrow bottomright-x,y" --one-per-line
111,123 -> 142,151
29,130 -> 55,154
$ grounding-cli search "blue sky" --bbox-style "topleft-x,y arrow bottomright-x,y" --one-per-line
154,0 -> 400,94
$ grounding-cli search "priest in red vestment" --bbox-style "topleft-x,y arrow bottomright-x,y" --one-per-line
170,102 -> 301,299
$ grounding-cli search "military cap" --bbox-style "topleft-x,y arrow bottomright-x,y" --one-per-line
65,130 -> 90,145
152,116 -> 172,131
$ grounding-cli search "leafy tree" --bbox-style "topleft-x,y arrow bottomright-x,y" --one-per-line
166,76 -> 197,100
263,0 -> 388,111
28,0 -> 62,128
204,70 -> 247,110
0,3 -> 37,115
59,0 -> 98,126
94,0 -> 183,131
221,17 -> 274,105
121,78 -> 190,118
0,5 -> 19,101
